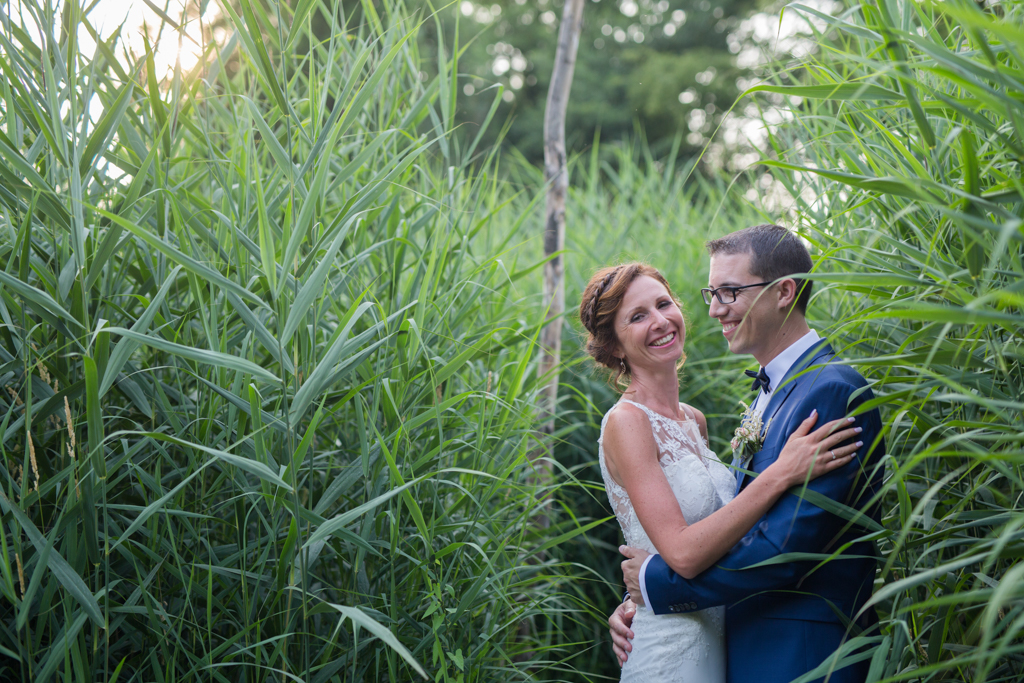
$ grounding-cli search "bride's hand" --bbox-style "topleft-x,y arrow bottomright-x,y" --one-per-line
771,410 -> 863,487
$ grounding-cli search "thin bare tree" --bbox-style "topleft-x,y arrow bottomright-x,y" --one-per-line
537,0 -> 585,466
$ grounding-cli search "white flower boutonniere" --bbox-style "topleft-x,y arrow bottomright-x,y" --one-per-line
730,401 -> 765,464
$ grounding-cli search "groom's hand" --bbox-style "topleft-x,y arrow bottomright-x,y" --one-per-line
608,598 -> 636,667
619,545 -> 650,606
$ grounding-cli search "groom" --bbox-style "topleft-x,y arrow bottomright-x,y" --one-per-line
609,224 -> 883,683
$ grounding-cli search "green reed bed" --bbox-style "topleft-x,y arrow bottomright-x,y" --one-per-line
744,0 -> 1024,680
0,1 -> 590,681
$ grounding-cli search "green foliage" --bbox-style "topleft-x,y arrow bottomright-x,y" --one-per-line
0,1 -> 588,681
745,0 -> 1024,679
418,0 -> 754,162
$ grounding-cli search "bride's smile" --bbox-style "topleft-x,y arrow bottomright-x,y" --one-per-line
650,332 -> 675,348
613,275 -> 686,373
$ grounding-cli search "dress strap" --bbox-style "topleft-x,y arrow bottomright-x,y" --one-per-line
617,399 -> 658,422
620,399 -> 691,424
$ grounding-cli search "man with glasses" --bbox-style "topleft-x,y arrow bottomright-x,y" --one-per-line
608,224 -> 883,683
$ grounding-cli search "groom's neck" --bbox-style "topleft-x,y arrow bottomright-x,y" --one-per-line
753,315 -> 811,368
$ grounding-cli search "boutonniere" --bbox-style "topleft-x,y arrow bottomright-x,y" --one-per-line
730,401 -> 765,462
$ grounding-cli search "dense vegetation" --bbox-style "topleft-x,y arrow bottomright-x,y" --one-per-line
1,0 -> 1023,681
425,0 -> 756,162
0,1 -> 592,680
749,1 -> 1024,679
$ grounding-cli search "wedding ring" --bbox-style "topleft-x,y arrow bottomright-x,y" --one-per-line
830,450 -> 836,461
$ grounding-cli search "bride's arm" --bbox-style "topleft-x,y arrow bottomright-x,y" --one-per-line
603,406 -> 861,580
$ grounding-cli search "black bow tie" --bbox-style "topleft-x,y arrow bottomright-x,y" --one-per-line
745,368 -> 771,394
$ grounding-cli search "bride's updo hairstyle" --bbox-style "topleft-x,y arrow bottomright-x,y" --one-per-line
579,262 -> 683,385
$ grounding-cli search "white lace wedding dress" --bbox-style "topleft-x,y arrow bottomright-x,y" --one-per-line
599,400 -> 737,683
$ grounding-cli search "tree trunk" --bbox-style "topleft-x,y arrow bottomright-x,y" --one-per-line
537,0 -> 584,463
516,5 -> 585,657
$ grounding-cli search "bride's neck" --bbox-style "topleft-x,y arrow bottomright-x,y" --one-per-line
622,367 -> 681,418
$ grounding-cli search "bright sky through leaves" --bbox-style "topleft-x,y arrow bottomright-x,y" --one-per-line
83,0 -> 214,78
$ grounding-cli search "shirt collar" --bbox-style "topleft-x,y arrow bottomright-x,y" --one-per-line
762,329 -> 821,394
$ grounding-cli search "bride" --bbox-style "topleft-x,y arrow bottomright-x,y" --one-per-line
579,263 -> 862,681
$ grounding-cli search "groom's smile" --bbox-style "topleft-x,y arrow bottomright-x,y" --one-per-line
707,251 -> 807,367
707,253 -> 776,362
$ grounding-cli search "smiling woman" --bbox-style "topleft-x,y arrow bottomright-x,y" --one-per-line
579,262 -> 686,386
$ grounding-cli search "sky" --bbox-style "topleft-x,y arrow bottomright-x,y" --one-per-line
82,0 -> 216,77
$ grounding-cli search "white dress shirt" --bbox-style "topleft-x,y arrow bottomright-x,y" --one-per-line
751,329 -> 821,416
637,329 -> 822,609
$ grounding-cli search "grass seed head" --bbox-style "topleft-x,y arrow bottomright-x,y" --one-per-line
28,433 -> 40,492
6,386 -> 22,406
15,553 -> 24,599
64,396 -> 76,455
37,360 -> 50,386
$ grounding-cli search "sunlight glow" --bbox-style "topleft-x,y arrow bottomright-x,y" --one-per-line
85,0 -> 221,80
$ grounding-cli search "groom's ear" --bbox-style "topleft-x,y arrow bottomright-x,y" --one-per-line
776,278 -> 800,310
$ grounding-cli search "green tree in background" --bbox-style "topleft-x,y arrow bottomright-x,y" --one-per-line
424,0 -> 756,161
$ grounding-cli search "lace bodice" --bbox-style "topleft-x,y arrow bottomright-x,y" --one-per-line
598,400 -> 736,554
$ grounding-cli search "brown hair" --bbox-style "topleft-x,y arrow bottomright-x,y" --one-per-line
706,224 -> 814,313
579,262 -> 683,385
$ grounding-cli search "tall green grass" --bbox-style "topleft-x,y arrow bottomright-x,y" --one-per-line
0,1 -> 590,680
742,0 -> 1024,679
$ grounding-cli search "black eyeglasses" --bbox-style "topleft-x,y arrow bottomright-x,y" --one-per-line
700,282 -> 773,305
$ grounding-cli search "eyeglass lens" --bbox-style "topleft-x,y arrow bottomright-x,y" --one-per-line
702,288 -> 736,305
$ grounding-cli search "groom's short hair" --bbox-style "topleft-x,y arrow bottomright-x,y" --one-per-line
706,224 -> 814,313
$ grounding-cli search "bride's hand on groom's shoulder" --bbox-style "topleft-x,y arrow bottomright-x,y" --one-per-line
773,410 -> 864,487
619,545 -> 650,604
608,596 -> 637,667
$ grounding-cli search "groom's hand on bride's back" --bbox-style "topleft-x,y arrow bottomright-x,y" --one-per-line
608,598 -> 636,667
619,545 -> 649,601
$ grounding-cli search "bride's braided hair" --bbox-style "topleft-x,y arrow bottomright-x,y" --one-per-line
579,262 -> 683,386
580,267 -> 621,334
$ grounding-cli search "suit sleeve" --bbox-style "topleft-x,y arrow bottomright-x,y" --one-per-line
643,380 -> 882,616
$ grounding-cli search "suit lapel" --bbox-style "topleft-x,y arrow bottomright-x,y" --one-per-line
761,339 -> 833,437
735,340 -> 834,494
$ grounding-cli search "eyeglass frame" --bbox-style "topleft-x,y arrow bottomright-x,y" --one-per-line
700,281 -> 774,305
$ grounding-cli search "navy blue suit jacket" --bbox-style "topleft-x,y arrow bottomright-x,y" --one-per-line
643,342 -> 883,683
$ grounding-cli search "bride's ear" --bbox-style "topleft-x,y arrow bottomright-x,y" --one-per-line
611,343 -> 626,366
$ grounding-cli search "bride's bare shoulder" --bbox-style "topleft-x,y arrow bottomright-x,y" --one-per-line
605,401 -> 648,432
604,403 -> 656,453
